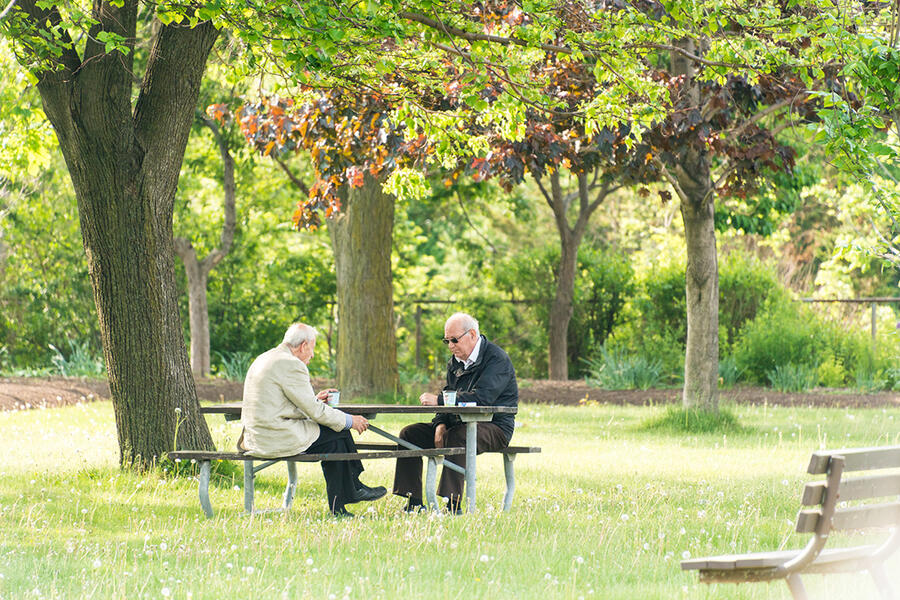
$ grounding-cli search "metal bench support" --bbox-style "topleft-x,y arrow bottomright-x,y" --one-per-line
502,453 -> 516,511
283,461 -> 298,511
199,460 -> 213,518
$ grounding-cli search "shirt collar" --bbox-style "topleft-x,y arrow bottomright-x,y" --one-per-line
459,335 -> 483,369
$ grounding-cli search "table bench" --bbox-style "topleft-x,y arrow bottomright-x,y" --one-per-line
173,403 -> 540,517
169,446 -> 464,518
681,445 -> 900,600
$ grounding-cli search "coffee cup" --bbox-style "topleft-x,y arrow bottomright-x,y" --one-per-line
443,390 -> 457,406
327,391 -> 340,407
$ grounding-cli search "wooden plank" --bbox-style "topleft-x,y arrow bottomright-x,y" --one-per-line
831,502 -> 900,531
200,402 -> 517,416
682,550 -> 798,571
499,446 -> 542,454
808,446 -> 900,474
797,502 -> 900,532
168,447 -> 466,462
796,508 -> 822,533
802,473 -> 900,506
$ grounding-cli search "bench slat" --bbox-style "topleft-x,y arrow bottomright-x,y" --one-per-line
807,445 -> 900,474
351,443 -> 541,454
169,448 -> 465,462
802,473 -> 900,505
796,502 -> 900,533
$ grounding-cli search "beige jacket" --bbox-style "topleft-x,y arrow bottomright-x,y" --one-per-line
240,343 -> 346,458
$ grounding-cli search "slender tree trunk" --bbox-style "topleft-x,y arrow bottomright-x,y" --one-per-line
329,174 -> 399,399
18,1 -> 219,467
175,246 -> 212,378
549,228 -> 579,381
543,172 -> 609,380
175,116 -> 237,378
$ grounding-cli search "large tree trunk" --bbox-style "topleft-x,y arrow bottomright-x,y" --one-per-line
19,1 -> 218,467
175,116 -> 237,378
329,175 -> 399,399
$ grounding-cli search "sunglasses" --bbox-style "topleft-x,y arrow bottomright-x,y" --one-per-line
441,328 -> 471,345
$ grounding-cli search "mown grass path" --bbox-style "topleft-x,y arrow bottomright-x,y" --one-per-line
2,401 -> 899,599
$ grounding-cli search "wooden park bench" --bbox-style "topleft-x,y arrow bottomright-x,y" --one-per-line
168,442 -> 540,518
681,445 -> 900,600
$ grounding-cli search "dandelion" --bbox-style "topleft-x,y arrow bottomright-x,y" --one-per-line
245,566 -> 255,575
574,555 -> 584,564
161,588 -> 171,598
92,559 -> 102,569
620,513 -> 629,522
479,554 -> 490,563
160,542 -> 167,551
682,551 -> 690,559
306,558 -> 314,566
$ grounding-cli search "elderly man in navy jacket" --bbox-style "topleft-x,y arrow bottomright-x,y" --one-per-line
393,312 -> 518,513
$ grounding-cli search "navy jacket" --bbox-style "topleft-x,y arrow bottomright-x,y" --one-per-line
433,335 -> 518,441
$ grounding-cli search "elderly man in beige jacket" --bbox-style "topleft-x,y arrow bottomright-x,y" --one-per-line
240,322 -> 386,516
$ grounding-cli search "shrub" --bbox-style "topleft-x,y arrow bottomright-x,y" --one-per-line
817,353 -> 846,387
48,340 -> 105,378
718,356 -> 744,388
767,363 -> 818,392
734,302 -> 821,383
215,351 -> 254,381
584,346 -> 663,390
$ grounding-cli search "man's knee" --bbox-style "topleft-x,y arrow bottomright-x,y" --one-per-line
445,426 -> 466,447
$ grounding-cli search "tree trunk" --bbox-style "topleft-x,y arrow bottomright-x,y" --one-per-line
669,37 -> 719,411
680,185 -> 719,410
175,246 -> 212,378
549,227 -> 578,381
175,116 -> 237,378
543,172 -> 608,380
329,174 -> 399,399
18,1 -> 219,467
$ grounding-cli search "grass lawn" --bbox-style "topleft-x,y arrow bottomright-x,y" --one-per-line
2,399 -> 900,599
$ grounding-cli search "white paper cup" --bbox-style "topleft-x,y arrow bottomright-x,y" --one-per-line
327,391 -> 340,407
443,390 -> 457,406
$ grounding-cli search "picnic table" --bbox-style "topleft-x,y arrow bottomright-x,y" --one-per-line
200,402 -> 520,514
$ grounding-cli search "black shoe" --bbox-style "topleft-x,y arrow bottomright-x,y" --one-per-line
349,483 -> 387,503
403,499 -> 427,513
332,506 -> 354,518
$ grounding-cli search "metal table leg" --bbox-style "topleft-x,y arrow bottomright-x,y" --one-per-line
199,460 -> 214,518
465,420 -> 477,513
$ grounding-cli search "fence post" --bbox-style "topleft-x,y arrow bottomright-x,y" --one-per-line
872,302 -> 877,354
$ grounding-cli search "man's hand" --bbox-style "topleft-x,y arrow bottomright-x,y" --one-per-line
350,414 -> 369,434
434,423 -> 447,448
419,393 -> 438,406
316,388 -> 337,401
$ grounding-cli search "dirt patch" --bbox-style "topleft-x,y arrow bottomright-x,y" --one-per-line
3,375 -> 900,411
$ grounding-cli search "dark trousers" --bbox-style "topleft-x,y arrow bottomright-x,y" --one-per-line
392,422 -> 509,509
307,426 -> 363,512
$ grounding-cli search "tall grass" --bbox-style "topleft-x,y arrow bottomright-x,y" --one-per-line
2,400 -> 900,599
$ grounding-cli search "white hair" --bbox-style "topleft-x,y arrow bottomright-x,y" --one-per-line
283,323 -> 318,347
446,312 -> 479,336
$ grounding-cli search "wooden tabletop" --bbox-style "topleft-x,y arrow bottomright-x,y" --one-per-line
201,402 -> 517,416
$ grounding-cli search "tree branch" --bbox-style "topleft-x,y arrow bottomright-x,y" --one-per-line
399,11 -> 579,57
0,0 -> 18,21
651,157 -> 690,205
273,155 -> 311,196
